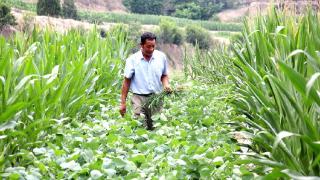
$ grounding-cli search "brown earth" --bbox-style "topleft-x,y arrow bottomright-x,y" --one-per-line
11,8 -> 114,33
217,0 -> 320,22
22,1 -> 319,21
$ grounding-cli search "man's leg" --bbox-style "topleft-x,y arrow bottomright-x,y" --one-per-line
143,95 -> 164,130
131,94 -> 144,118
131,94 -> 154,130
142,102 -> 153,130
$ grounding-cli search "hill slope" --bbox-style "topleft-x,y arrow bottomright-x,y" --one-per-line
23,0 -> 127,12
22,0 -> 319,22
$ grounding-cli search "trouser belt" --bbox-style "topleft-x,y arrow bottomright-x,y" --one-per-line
133,93 -> 154,97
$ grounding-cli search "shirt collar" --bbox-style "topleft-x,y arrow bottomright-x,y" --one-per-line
140,50 -> 154,61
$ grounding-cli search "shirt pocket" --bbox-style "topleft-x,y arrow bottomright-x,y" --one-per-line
152,60 -> 164,78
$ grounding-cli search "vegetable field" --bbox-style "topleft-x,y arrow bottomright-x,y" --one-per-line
1,7 -> 320,179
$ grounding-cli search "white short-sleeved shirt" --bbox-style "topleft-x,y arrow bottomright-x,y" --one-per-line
124,50 -> 168,94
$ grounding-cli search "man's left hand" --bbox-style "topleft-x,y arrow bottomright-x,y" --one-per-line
164,86 -> 172,93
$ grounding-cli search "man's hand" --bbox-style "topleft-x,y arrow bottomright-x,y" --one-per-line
120,78 -> 131,117
119,103 -> 126,117
161,75 -> 171,94
164,85 -> 172,94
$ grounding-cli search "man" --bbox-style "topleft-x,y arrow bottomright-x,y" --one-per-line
119,32 -> 171,130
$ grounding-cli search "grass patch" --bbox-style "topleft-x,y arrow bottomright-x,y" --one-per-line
79,11 -> 243,32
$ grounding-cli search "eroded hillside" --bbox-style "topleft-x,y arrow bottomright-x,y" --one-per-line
23,0 -> 127,12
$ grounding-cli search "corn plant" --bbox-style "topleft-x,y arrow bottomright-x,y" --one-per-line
0,27 -> 132,171
229,8 -> 320,177
79,11 -> 243,32
184,45 -> 233,84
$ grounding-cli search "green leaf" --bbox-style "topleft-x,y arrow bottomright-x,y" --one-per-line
212,156 -> 224,166
60,160 -> 82,171
104,169 -> 116,177
8,173 -> 20,180
306,72 -> 320,97
90,170 -> 103,179
112,158 -> 127,168
281,169 -> 320,180
0,119 -> 17,131
279,58 -> 320,106
0,102 -> 27,123
129,153 -> 146,164
273,131 -> 299,150
199,167 -> 211,177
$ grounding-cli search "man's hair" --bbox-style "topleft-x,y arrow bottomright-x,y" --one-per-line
141,32 -> 157,45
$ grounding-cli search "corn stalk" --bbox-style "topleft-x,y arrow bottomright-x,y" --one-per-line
0,27 -> 132,170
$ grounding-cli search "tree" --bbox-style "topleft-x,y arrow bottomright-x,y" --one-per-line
174,2 -> 202,19
0,3 -> 16,30
123,0 -> 164,15
158,19 -> 183,45
123,0 -> 240,20
186,25 -> 211,49
198,1 -> 224,20
62,0 -> 78,19
37,0 -> 61,17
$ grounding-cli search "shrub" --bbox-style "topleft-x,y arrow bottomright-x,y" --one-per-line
158,19 -> 183,45
185,25 -> 211,49
174,2 -> 202,20
0,3 -> 16,30
123,0 -> 163,15
62,0 -> 78,19
127,22 -> 142,44
37,0 -> 61,17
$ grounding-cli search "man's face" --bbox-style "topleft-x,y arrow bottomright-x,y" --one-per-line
141,39 -> 156,57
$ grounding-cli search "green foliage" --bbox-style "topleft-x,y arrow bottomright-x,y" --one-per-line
123,0 -> 164,15
198,1 -> 224,20
2,0 -> 36,12
3,1 -> 243,32
158,19 -> 183,45
0,28 -> 132,172
79,11 -> 243,32
184,45 -> 232,84
62,0 -> 78,19
0,3 -> 16,30
173,0 -> 224,20
185,25 -> 211,49
37,0 -> 61,17
174,2 -> 202,20
228,9 -> 320,177
0,73 -> 248,178
124,0 -> 240,20
108,23 -> 141,45
184,7 -> 320,178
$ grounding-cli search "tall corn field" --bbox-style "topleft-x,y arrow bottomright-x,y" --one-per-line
185,8 -> 320,178
0,28 -> 132,171
231,8 -> 320,177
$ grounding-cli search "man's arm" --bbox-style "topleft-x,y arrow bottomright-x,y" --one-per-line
161,75 -> 171,92
119,77 -> 131,116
